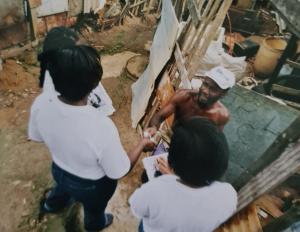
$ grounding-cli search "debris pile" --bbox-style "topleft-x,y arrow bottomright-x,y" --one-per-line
222,1 -> 300,109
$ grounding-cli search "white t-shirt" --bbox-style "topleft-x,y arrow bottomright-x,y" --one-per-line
43,70 -> 115,116
129,175 -> 237,232
28,93 -> 130,180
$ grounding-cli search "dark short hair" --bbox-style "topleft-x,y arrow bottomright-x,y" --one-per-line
43,26 -> 79,52
47,45 -> 102,101
38,27 -> 79,87
168,117 -> 229,187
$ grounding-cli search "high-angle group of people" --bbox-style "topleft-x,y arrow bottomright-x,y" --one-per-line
28,27 -> 237,232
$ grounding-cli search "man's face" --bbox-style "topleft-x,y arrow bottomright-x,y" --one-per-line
195,76 -> 226,108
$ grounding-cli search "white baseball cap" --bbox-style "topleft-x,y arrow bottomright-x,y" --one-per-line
204,66 -> 235,89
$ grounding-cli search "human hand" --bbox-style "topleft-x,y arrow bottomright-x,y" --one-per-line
156,157 -> 173,175
172,89 -> 189,103
141,137 -> 156,152
143,127 -> 157,138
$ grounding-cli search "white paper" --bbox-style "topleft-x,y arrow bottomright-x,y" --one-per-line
142,153 -> 168,181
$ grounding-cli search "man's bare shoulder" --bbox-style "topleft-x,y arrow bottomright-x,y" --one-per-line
214,101 -> 228,112
216,101 -> 230,124
207,101 -> 230,125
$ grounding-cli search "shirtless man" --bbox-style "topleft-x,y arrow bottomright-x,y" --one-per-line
149,66 -> 235,131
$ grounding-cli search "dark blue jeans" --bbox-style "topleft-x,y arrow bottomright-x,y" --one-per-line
45,162 -> 117,231
138,221 -> 144,232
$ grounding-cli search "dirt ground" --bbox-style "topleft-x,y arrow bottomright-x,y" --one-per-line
0,17 -> 155,232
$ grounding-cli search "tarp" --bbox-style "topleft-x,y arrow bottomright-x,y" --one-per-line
131,0 -> 179,128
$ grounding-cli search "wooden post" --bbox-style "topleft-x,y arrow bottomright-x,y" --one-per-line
146,0 -> 156,14
237,140 -> 300,212
28,0 -> 41,40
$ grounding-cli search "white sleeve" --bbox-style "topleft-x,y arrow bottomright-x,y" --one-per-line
89,83 -> 115,116
129,184 -> 152,219
99,121 -> 130,179
42,71 -> 57,94
28,100 -> 43,142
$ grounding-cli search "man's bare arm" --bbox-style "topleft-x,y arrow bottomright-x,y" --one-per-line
149,89 -> 193,129
149,102 -> 176,129
127,138 -> 152,168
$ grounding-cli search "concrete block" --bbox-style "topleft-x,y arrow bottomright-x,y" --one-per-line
222,85 -> 300,189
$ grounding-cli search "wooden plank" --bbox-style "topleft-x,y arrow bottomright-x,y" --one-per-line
187,0 -> 222,54
187,0 -> 232,80
247,204 -> 263,232
215,204 -> 263,232
146,0 -> 156,14
179,0 -> 187,20
187,0 -> 201,26
131,0 -> 138,14
129,0 -> 147,8
174,43 -> 191,89
286,59 -> 300,69
237,140 -> 300,212
285,99 -> 300,111
157,0 -> 162,13
29,7 -> 38,40
185,0 -> 221,55
239,208 -> 249,232
142,97 -> 160,129
272,84 -> 300,98
119,2 -> 130,25
254,195 -> 284,218
134,0 -> 140,15
181,17 -> 196,53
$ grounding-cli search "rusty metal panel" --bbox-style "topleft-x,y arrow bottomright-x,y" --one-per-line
270,0 -> 300,37
0,0 -> 28,49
